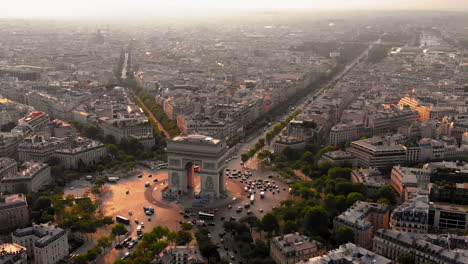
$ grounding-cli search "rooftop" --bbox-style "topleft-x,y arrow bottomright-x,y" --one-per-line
302,243 -> 392,264
171,134 -> 221,145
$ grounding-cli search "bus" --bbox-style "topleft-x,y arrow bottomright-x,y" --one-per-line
158,163 -> 168,169
250,195 -> 255,204
116,215 -> 130,225
198,211 -> 214,220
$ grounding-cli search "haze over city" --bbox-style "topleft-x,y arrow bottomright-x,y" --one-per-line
1,0 -> 468,18
0,1 -> 467,264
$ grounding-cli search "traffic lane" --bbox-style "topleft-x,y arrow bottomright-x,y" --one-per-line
99,169 -> 182,263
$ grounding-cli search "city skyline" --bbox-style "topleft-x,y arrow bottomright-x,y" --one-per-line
1,0 -> 468,18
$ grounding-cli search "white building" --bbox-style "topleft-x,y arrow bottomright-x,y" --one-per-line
0,157 -> 18,180
53,138 -> 107,169
18,112 -> 49,133
12,223 -> 69,264
0,194 -> 29,235
302,243 -> 392,264
390,165 -> 431,197
153,246 -> 204,264
0,243 -> 27,264
0,161 -> 51,193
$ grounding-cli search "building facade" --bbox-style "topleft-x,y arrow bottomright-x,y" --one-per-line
0,162 -> 51,193
374,229 -> 468,264
333,201 -> 389,249
12,223 -> 69,264
153,246 -> 204,264
0,194 -> 29,235
270,233 -> 325,264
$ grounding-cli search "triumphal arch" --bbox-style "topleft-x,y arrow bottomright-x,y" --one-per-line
166,135 -> 227,198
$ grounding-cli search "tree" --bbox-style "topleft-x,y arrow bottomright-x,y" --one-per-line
111,224 -> 128,237
73,254 -> 88,264
378,185 -> 398,204
106,144 -> 119,157
328,167 -> 352,179
175,230 -> 192,245
241,153 -> 250,163
97,236 -> 112,249
181,222 -> 193,231
303,206 -> 329,237
334,226 -> 355,245
261,213 -> 279,235
397,253 -> 415,264
104,134 -> 117,144
346,192 -> 365,206
283,220 -> 299,234
1,121 -> 16,132
83,125 -> 100,139
95,177 -> 106,187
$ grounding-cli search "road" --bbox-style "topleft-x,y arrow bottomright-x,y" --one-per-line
134,96 -> 172,138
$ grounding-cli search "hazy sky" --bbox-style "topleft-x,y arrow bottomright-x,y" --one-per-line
1,0 -> 467,18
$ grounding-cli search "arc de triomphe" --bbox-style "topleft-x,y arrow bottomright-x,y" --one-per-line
166,135 -> 227,198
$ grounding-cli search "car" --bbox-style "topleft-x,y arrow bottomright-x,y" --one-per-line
125,189 -> 130,194
220,216 -> 225,221
144,182 -> 150,187
268,175 -> 273,178
183,214 -> 190,219
145,210 -> 152,215
179,211 -> 185,215
128,211 -> 133,216
259,209 -> 264,213
148,174 -> 152,177
148,217 -> 151,222
122,252 -> 131,259
153,178 -> 158,182
135,219 -> 139,224
247,210 -> 252,215
229,254 -> 235,260
115,243 -> 123,249
127,242 -> 135,249
208,222 -> 215,226
137,174 -> 143,178
141,222 -> 145,227
227,205 -> 232,209
220,238 -> 224,243
229,216 -> 236,221
138,234 -> 143,240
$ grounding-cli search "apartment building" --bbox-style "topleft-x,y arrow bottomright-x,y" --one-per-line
390,165 -> 431,198
302,243 -> 392,264
390,192 -> 430,233
0,161 -> 51,194
17,134 -> 72,162
273,136 -> 306,154
374,229 -> 468,264
333,201 -> 389,249
53,138 -> 106,169
17,112 -> 49,132
270,233 -> 325,264
0,157 -> 18,180
350,168 -> 387,196
328,122 -> 365,146
348,137 -> 406,170
0,194 -> 29,235
152,246 -> 204,264
321,150 -> 357,167
12,223 -> 69,264
0,243 -> 27,264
